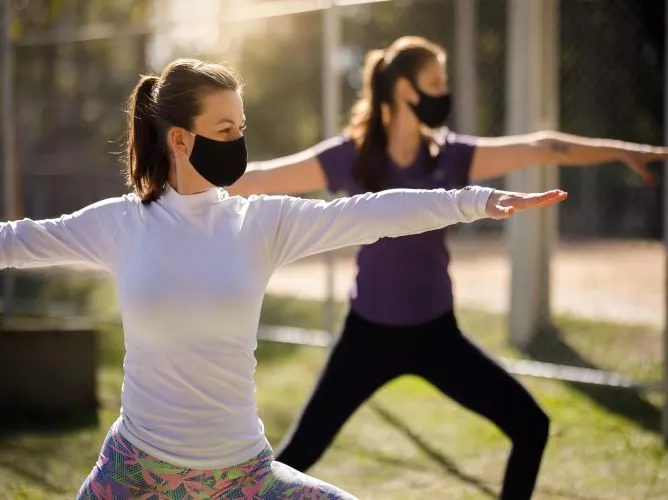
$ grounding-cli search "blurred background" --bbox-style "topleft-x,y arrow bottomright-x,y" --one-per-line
0,0 -> 666,499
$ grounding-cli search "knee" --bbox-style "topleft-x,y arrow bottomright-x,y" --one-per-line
510,404 -> 550,447
533,406 -> 551,442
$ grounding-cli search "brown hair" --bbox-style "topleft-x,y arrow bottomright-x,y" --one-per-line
346,36 -> 446,192
124,59 -> 242,203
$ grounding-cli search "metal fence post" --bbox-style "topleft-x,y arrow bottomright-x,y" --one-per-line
505,0 -> 559,348
454,0 -> 477,135
662,0 -> 668,447
2,0 -> 16,325
322,2 -> 341,336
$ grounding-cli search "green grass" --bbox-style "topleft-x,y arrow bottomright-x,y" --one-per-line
0,275 -> 666,499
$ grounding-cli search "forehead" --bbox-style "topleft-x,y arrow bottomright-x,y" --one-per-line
197,89 -> 244,123
418,58 -> 446,80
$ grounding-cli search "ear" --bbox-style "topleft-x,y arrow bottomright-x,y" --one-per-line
168,127 -> 193,158
394,77 -> 419,106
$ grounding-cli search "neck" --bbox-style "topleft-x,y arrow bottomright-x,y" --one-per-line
385,106 -> 422,167
168,163 -> 213,195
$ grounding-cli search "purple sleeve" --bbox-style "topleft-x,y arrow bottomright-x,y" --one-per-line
312,135 -> 358,194
435,129 -> 478,188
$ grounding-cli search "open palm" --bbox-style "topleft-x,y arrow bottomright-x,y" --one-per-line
485,189 -> 568,219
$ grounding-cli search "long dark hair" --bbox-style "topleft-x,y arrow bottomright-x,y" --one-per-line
124,59 -> 242,203
346,36 -> 446,192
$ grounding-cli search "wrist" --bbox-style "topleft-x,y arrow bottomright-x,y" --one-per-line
457,186 -> 494,220
614,148 -> 633,165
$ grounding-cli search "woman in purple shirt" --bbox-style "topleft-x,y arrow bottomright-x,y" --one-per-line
230,36 -> 667,499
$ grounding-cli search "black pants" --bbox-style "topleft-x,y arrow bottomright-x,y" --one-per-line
276,310 -> 550,500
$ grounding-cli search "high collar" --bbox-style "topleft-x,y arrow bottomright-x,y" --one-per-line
161,184 -> 228,211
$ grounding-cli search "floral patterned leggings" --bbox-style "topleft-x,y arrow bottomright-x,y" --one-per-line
77,421 -> 356,499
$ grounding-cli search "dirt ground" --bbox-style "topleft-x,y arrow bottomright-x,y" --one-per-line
266,236 -> 665,328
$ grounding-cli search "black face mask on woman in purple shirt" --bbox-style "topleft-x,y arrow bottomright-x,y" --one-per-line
409,88 -> 452,128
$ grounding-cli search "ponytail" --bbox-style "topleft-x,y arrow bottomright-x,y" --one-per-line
349,50 -> 389,192
124,75 -> 169,204
345,38 -> 447,192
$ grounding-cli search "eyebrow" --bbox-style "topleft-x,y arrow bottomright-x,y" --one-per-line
216,117 -> 247,126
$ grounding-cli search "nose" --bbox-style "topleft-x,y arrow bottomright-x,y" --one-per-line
229,128 -> 244,140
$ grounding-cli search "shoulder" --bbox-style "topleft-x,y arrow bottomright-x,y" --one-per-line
243,193 -> 295,208
243,193 -> 326,216
73,192 -> 140,218
316,132 -> 356,150
431,129 -> 479,187
311,133 -> 357,159
311,134 -> 358,194
434,128 -> 479,168
235,193 -> 287,214
434,127 -> 479,150
236,194 -> 308,235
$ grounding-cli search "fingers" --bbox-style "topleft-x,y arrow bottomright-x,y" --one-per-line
497,205 -> 515,217
525,190 -> 567,202
488,204 -> 515,219
634,150 -> 668,185
626,158 -> 653,185
505,190 -> 568,210
644,171 -> 655,185
486,189 -> 567,218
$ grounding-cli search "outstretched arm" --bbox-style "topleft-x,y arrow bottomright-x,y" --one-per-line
262,187 -> 567,269
229,148 -> 327,197
0,196 -> 129,272
470,130 -> 668,183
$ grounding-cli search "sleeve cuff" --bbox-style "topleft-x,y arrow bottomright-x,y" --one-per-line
457,186 -> 494,221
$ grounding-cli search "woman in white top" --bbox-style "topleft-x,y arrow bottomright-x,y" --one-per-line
0,58 -> 566,499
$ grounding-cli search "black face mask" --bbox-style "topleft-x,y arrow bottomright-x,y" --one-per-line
188,134 -> 248,187
409,88 -> 452,128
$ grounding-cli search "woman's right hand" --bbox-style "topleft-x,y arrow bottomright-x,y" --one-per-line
485,189 -> 568,219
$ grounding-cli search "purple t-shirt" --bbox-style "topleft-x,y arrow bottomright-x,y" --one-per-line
316,130 -> 477,326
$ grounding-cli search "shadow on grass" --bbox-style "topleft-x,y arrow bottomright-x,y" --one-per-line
0,409 -> 98,440
0,457 -> 71,496
367,401 -> 498,499
0,410 -> 98,495
341,441 -> 441,473
535,486 -> 611,500
367,401 -> 610,500
525,327 -> 661,434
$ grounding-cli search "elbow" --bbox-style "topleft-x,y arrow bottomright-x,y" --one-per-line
532,132 -> 569,164
534,130 -> 560,141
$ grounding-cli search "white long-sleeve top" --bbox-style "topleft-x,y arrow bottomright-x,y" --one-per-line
0,184 -> 493,468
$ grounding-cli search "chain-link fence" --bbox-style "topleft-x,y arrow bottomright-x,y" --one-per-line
3,0 -> 663,237
218,0 -> 664,239
559,0 -> 664,239
4,0 -> 151,218
0,0 -> 665,332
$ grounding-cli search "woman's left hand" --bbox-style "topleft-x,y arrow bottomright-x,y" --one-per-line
485,189 -> 568,220
619,148 -> 668,184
